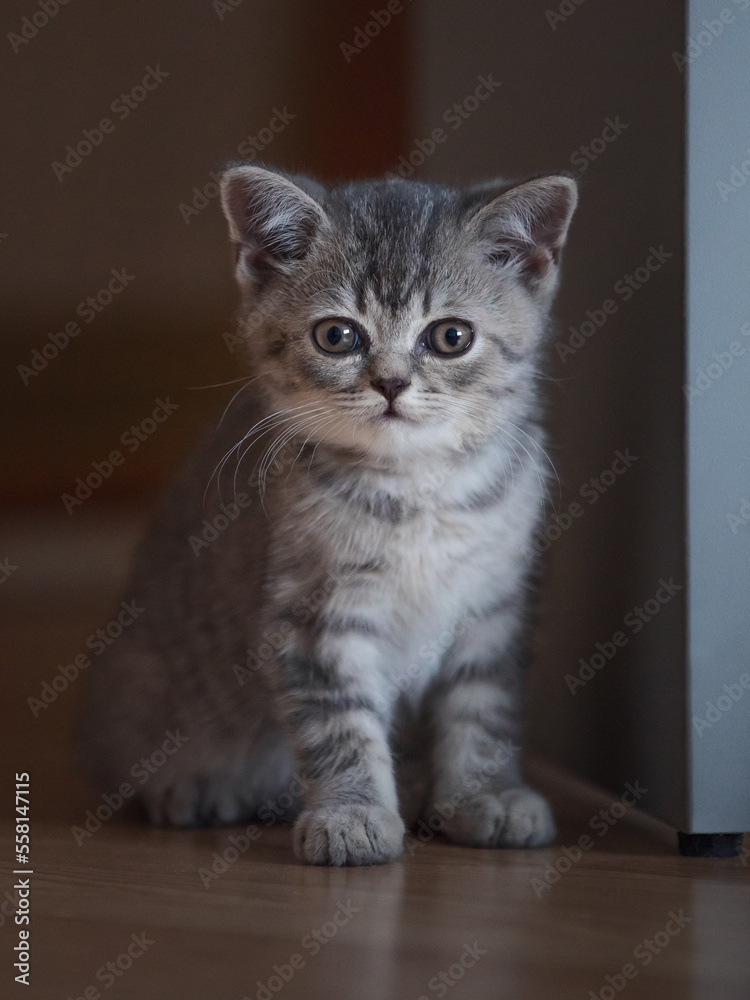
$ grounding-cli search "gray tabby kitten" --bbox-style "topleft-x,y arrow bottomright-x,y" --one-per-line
83,164 -> 577,866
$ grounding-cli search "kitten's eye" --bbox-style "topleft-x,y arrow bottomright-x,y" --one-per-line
427,320 -> 474,356
312,319 -> 360,354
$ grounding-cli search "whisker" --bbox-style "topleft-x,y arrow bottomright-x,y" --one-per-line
205,401 -> 328,507
237,405 -> 328,480
216,370 -> 274,430
495,425 -> 553,511
283,413 -> 338,486
240,405 -> 330,502
256,410 -> 335,508
183,374 -> 255,391
506,419 -> 560,503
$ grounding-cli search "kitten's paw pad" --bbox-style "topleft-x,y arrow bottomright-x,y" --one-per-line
442,787 -> 556,848
293,805 -> 405,866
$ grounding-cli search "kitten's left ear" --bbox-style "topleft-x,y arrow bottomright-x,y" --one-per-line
220,164 -> 329,281
466,174 -> 578,292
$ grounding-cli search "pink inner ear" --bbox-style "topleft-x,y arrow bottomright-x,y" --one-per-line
524,248 -> 555,277
238,245 -> 278,281
477,178 -> 576,283
487,237 -> 555,278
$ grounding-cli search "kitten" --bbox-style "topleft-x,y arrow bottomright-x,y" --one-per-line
82,164 -> 577,866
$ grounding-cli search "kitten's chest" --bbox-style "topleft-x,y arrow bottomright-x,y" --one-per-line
284,454 -> 538,638
366,463 -> 537,613
383,509 -> 491,603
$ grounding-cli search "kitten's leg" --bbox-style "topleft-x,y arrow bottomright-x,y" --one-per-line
427,607 -> 555,848
270,632 -> 404,866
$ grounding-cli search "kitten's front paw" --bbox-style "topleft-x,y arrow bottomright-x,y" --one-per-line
440,787 -> 556,849
293,804 -> 405,866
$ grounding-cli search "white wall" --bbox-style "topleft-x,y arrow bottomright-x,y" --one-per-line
687,0 -> 750,832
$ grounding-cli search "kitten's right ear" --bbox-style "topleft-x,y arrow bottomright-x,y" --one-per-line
220,165 -> 328,281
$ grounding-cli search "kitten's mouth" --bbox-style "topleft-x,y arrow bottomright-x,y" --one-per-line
367,400 -> 417,425
377,404 -> 408,422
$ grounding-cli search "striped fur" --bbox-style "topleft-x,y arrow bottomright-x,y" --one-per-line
81,166 -> 577,864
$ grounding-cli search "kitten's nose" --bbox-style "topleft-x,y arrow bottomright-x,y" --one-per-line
371,376 -> 411,404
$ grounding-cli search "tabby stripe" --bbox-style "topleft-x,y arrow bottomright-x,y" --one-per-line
287,694 -> 378,727
314,615 -> 381,638
281,655 -> 340,690
474,594 -> 524,620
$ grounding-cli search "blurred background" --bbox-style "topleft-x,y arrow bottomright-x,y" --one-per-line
2,0 -> 690,826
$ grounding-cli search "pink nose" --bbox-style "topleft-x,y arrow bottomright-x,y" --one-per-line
371,377 -> 410,404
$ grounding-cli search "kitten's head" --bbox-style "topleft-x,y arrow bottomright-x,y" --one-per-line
220,164 -> 576,463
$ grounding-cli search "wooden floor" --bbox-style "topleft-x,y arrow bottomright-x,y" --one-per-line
2,514 -> 749,999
